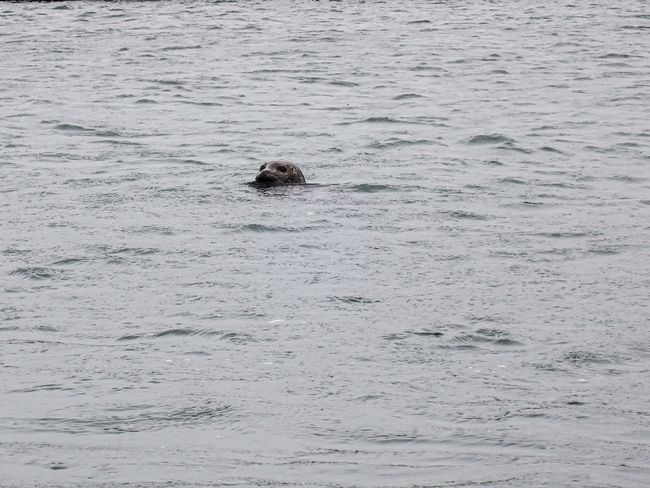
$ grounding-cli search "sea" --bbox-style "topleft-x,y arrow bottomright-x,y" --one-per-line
1,1 -> 649,487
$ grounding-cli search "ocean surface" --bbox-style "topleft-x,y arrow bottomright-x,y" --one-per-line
1,1 -> 649,487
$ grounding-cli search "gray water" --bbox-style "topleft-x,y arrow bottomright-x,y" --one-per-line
1,1 -> 649,487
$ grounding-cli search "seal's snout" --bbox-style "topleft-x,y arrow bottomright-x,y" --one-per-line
253,160 -> 306,186
255,170 -> 275,184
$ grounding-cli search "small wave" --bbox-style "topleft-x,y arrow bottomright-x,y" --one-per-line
295,76 -> 326,84
583,144 -> 614,153
588,246 -> 620,255
220,332 -> 257,343
612,141 -> 647,148
348,183 -> 400,193
91,139 -> 144,146
110,247 -> 160,256
51,257 -> 87,266
411,63 -> 445,71
9,267 -> 67,281
53,123 -> 93,132
94,130 -> 121,137
539,146 -> 568,155
9,383 -> 71,393
392,93 -> 425,100
445,210 -> 488,220
0,326 -> 20,332
383,332 -> 408,341
27,402 -> 233,434
152,328 -> 256,343
407,329 -> 444,338
561,350 -> 613,365
161,45 -> 202,51
153,328 -> 210,338
497,144 -> 532,154
368,138 -> 436,149
135,98 -> 157,104
535,231 -> 590,239
2,248 -> 31,255
328,80 -> 359,87
147,78 -> 185,86
465,133 -> 515,145
531,125 -> 556,131
538,181 -> 587,189
330,296 -> 380,304
447,329 -> 522,348
117,334 -> 142,341
178,100 -> 223,106
497,177 -> 527,185
599,61 -> 633,68
128,225 -> 175,235
354,116 -> 406,124
340,116 -> 437,126
53,123 -> 124,138
609,174 -> 646,183
620,25 -> 650,30
598,53 -> 638,59
178,158 -> 210,166
237,223 -> 301,233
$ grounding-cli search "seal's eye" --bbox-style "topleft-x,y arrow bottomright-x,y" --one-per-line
259,164 -> 266,171
278,165 -> 287,172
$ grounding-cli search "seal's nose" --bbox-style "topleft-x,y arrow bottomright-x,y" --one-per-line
255,170 -> 275,183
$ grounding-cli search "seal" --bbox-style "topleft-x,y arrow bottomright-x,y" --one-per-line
255,160 -> 306,186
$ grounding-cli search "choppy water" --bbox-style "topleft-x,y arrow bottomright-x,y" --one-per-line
1,1 -> 649,487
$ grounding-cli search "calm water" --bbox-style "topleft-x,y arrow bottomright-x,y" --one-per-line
1,1 -> 649,487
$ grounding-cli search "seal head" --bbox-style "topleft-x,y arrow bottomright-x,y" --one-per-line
255,160 -> 306,186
